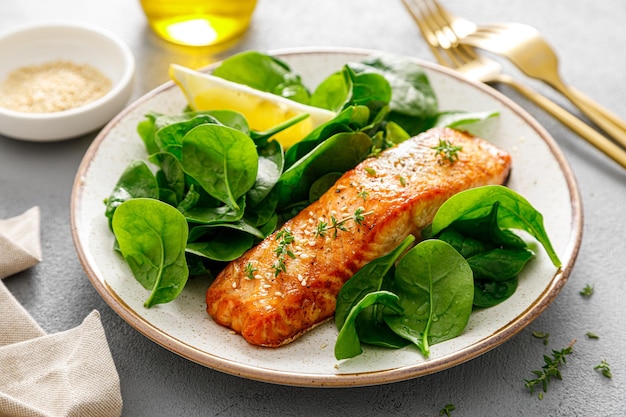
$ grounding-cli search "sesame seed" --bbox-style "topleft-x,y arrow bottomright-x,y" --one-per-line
0,60 -> 112,113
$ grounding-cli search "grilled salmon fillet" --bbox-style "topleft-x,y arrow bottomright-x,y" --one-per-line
206,127 -> 511,347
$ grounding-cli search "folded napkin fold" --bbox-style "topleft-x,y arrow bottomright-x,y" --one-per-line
0,206 -> 42,280
0,207 -> 123,417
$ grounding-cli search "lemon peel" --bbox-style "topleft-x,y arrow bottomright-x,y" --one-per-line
169,64 -> 336,148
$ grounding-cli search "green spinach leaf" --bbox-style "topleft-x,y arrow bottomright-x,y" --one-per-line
186,227 -> 256,262
385,240 -> 474,357
276,131 -> 372,209
335,291 -> 404,360
104,160 -> 159,228
473,277 -> 518,308
181,124 -> 258,211
425,185 -> 561,267
112,198 -> 189,307
335,235 -> 415,329
212,51 -> 311,104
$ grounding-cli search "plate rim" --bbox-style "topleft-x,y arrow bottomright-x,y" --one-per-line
70,46 -> 583,387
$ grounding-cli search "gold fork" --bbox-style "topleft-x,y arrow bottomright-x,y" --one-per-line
461,22 -> 626,148
402,0 -> 626,169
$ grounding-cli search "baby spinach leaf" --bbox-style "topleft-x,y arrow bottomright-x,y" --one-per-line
473,277 -> 518,308
467,248 -> 534,281
246,140 -> 284,207
284,105 -> 370,168
426,185 -> 561,267
437,229 -> 487,259
149,152 -> 186,204
308,172 -> 343,203
355,54 -> 438,117
244,187 -> 280,228
154,113 -> 219,158
434,110 -> 499,129
200,110 -> 250,133
212,51 -> 311,104
310,70 -> 350,111
351,54 -> 439,136
176,185 -> 200,213
335,291 -> 403,360
112,198 -> 189,307
182,124 -> 258,211
345,67 -> 392,112
447,201 -> 527,250
104,160 -> 159,228
385,240 -> 474,357
182,197 -> 246,224
186,227 -> 255,262
188,219 -> 264,242
335,235 -> 415,329
137,112 -> 159,155
276,131 -> 372,209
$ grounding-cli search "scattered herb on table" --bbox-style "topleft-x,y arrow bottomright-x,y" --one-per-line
532,331 -> 550,345
579,284 -> 594,297
594,360 -> 612,378
585,331 -> 599,340
523,339 -> 576,399
439,403 -> 456,416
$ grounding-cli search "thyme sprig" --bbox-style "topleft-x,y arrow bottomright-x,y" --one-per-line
594,359 -> 612,378
579,284 -> 594,297
315,208 -> 373,238
432,138 -> 463,164
524,339 -> 576,399
532,331 -> 550,345
244,262 -> 257,280
272,229 -> 296,276
439,403 -> 456,416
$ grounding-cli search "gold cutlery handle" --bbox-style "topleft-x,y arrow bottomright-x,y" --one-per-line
548,78 -> 626,148
498,74 -> 626,169
569,86 -> 626,139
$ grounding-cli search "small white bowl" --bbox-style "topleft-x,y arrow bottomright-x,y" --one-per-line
0,22 -> 135,142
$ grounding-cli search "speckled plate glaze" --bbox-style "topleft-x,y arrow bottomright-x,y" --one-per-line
71,48 -> 582,387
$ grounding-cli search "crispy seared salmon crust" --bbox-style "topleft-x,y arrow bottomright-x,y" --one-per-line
206,127 -> 511,347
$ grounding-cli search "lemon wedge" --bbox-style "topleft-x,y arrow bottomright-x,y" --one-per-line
169,64 -> 336,148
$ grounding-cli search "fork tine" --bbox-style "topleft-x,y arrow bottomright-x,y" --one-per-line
402,0 -> 449,66
402,0 -> 477,70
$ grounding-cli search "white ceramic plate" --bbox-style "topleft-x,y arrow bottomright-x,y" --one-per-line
71,48 -> 582,387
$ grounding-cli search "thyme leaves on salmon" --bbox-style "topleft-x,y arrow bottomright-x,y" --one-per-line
244,262 -> 257,280
432,138 -> 463,164
272,229 -> 296,277
314,208 -> 373,239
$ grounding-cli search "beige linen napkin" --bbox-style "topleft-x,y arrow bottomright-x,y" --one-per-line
0,207 -> 42,280
0,207 -> 123,417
